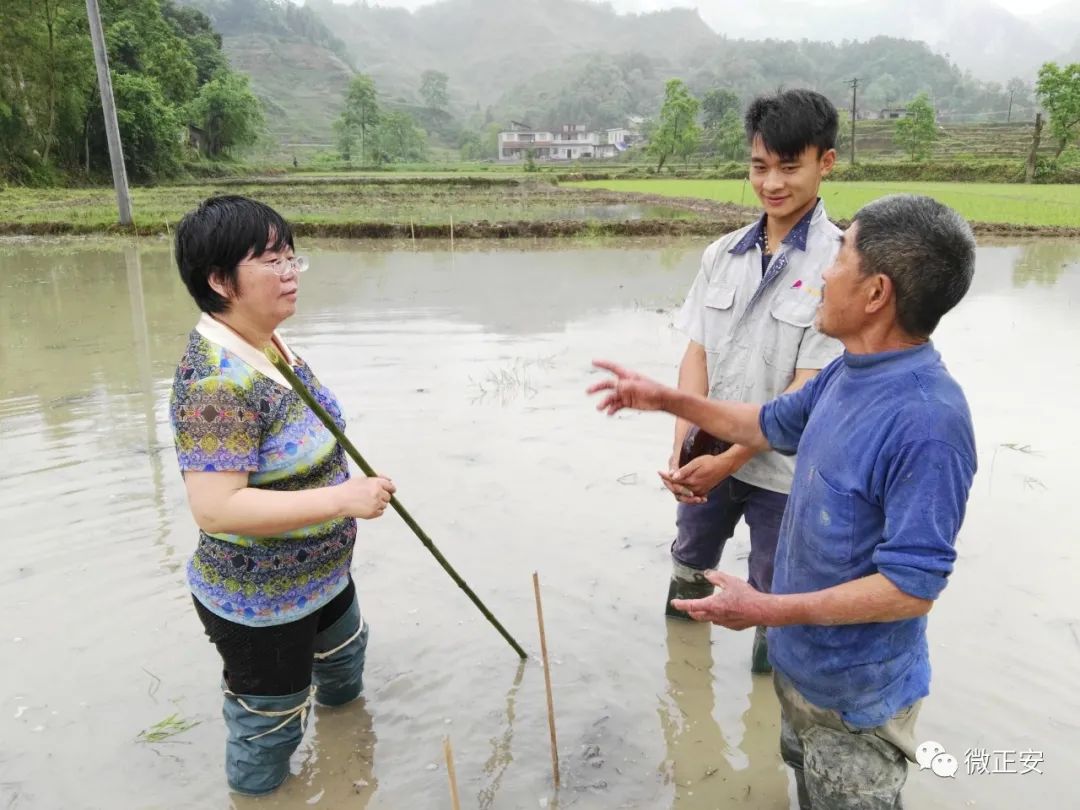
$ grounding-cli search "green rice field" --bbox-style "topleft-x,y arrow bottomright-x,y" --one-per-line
567,179 -> 1080,227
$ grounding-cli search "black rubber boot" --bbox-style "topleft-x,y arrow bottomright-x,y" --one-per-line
664,561 -> 715,620
751,625 -> 772,674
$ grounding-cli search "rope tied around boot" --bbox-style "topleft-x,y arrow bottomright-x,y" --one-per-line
225,684 -> 317,741
312,615 -> 366,661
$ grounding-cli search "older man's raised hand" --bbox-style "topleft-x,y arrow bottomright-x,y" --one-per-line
587,360 -> 673,415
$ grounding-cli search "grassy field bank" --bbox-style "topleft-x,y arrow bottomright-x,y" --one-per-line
0,178 -> 750,238
2,175 -> 1078,238
567,179 -> 1080,228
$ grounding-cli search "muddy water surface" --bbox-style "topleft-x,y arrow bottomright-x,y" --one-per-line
1,237 -> 1078,810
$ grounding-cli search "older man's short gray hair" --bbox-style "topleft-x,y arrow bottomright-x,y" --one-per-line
853,195 -> 976,338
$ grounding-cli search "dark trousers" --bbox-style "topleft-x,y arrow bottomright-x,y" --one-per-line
193,578 -> 356,696
671,478 -> 788,592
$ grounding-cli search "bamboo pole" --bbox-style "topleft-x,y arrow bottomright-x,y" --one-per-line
443,736 -> 461,810
265,347 -> 527,659
450,214 -> 455,251
533,572 -> 559,787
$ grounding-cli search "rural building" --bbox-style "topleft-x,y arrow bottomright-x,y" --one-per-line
498,122 -> 632,161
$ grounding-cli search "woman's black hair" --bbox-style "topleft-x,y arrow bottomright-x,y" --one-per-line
175,195 -> 294,313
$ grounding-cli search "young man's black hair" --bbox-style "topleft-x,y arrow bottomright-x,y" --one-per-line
744,89 -> 839,161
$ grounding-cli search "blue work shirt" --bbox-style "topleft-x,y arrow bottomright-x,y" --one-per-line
759,342 -> 977,727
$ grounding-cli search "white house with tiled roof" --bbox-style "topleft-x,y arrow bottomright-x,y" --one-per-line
498,123 -> 632,161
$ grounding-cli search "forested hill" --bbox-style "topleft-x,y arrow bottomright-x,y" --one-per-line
193,0 -> 1038,147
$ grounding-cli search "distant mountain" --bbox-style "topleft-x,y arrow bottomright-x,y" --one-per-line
696,0 -> 1072,84
176,0 -> 1048,153
181,0 -> 355,150
306,0 -> 718,107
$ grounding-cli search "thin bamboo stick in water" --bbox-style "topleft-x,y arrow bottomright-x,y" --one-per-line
533,571 -> 560,787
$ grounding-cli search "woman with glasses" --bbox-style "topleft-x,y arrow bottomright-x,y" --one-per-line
169,195 -> 395,795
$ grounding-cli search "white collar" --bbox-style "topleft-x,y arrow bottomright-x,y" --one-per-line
195,312 -> 295,388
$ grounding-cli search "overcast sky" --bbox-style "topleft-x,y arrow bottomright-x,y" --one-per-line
328,0 -> 1063,16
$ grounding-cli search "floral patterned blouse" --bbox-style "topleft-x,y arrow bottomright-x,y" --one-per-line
169,314 -> 355,627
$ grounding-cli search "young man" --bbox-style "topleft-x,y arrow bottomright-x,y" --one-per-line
591,194 -> 978,809
664,89 -> 843,674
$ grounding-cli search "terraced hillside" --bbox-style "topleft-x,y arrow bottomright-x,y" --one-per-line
852,121 -> 1056,161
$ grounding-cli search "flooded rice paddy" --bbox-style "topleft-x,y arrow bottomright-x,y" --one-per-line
0,236 -> 1077,809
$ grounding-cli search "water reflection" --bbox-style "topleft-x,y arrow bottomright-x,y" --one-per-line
659,622 -> 788,809
297,240 -> 694,336
477,660 -> 526,809
1011,240 -> 1080,288
124,244 -> 173,563
231,698 -> 378,810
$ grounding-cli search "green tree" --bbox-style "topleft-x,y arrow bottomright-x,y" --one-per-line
111,72 -> 181,180
1036,62 -> 1080,158
145,38 -> 198,106
103,2 -> 198,106
701,88 -> 740,130
548,55 -> 633,130
458,122 -> 500,161
333,118 -> 356,163
707,109 -> 745,161
371,109 -> 427,164
0,0 -> 92,177
1005,77 -> 1033,119
648,79 -> 701,171
419,69 -> 449,110
188,72 -> 264,156
335,74 -> 379,163
457,130 -> 482,160
835,108 -> 851,154
161,1 -> 226,83
0,0 -> 250,183
894,93 -> 938,161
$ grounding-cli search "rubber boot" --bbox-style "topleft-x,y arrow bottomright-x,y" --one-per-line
665,560 -> 715,620
222,682 -> 314,795
312,596 -> 369,707
751,625 -> 772,674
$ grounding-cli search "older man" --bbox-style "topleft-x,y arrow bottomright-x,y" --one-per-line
590,195 -> 978,809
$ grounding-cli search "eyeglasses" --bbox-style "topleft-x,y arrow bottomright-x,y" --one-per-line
264,255 -> 310,276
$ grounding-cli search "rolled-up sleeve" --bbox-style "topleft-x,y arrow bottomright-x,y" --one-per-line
873,440 -> 976,600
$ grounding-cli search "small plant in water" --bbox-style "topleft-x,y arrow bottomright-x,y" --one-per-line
136,713 -> 200,743
1001,442 -> 1039,455
469,354 -> 558,404
471,364 -> 537,403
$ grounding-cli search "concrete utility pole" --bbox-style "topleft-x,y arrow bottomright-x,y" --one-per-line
848,78 -> 859,165
1007,90 -> 1014,123
85,0 -> 133,225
